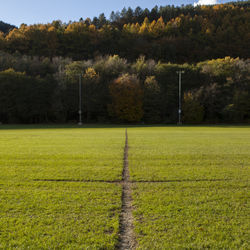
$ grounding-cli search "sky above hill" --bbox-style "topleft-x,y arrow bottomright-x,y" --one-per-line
2,0 -> 231,26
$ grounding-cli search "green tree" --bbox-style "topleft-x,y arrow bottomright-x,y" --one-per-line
0,69 -> 54,123
143,76 -> 162,123
82,67 -> 100,122
183,92 -> 204,123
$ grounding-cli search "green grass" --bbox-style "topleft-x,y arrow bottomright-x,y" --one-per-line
0,125 -> 249,248
0,126 -> 124,248
128,127 -> 250,249
0,182 -> 121,249
133,181 -> 249,249
0,127 -> 124,181
129,127 -> 250,181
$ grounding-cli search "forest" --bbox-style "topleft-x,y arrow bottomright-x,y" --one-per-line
0,1 -> 249,124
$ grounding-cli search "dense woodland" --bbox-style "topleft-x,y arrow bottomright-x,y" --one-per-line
0,1 -> 249,124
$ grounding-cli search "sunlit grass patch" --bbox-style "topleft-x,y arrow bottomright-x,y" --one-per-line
0,126 -> 124,248
129,127 -> 250,181
129,126 -> 250,248
0,125 -> 249,248
132,181 -> 249,249
0,127 -> 124,181
0,181 -> 121,249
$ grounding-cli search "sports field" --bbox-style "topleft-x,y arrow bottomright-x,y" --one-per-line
129,127 -> 250,249
0,125 -> 249,249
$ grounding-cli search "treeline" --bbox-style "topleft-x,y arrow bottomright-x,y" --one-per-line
0,21 -> 16,34
0,2 -> 249,63
0,52 -> 249,124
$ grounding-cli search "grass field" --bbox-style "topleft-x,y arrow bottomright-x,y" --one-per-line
0,182 -> 121,248
0,125 -> 249,248
0,126 -> 124,248
0,126 -> 124,182
129,127 -> 250,249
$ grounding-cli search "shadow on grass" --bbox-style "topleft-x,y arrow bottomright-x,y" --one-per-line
1,124 -> 250,130
33,178 -> 122,183
132,178 -> 232,183
34,178 -> 232,183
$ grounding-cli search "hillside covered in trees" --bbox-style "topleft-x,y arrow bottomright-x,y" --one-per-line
0,21 -> 16,34
0,1 -> 249,124
1,1 -> 250,63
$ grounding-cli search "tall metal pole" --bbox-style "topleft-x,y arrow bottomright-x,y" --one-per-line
78,74 -> 82,125
177,70 -> 184,125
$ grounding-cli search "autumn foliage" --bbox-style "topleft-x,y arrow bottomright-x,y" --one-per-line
0,53 -> 249,124
0,2 -> 249,63
0,1 -> 249,124
109,74 -> 143,122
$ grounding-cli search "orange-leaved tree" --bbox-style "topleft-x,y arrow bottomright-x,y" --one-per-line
109,73 -> 143,122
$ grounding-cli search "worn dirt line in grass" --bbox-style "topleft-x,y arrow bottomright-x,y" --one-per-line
117,128 -> 137,250
34,178 -> 231,184
131,178 -> 232,183
33,179 -> 122,183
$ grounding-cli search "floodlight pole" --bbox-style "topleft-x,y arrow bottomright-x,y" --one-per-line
177,70 -> 184,125
78,74 -> 83,125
